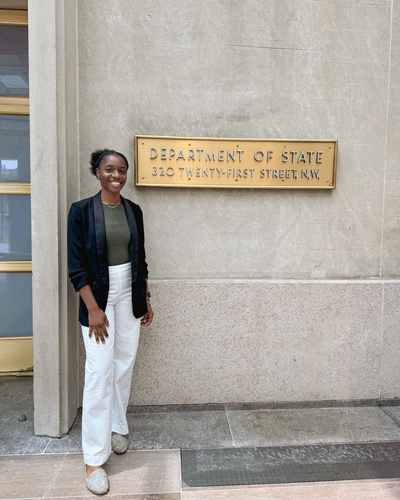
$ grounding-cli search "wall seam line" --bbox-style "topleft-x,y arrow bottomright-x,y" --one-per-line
379,0 -> 394,278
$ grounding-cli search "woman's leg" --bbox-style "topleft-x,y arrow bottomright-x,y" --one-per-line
81,299 -> 116,466
111,263 -> 141,435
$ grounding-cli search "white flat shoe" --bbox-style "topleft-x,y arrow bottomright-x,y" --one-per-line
111,433 -> 128,454
86,468 -> 109,495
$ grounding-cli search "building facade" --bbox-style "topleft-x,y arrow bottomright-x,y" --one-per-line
1,0 -> 399,437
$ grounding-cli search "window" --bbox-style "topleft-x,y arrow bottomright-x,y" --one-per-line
0,9 -> 32,373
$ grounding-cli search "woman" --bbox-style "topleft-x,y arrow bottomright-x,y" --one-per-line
68,149 -> 153,495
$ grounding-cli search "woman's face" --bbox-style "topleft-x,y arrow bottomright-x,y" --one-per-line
96,154 -> 128,195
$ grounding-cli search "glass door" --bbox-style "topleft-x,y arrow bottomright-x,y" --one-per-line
0,9 -> 32,373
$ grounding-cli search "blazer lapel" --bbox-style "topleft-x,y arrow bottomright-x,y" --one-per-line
93,191 -> 109,285
121,196 -> 138,281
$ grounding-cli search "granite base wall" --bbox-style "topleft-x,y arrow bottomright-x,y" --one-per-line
78,280 -> 400,405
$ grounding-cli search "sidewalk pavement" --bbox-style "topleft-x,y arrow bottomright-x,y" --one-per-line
2,375 -> 400,499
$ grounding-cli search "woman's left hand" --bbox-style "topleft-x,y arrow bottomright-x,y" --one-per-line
141,302 -> 154,327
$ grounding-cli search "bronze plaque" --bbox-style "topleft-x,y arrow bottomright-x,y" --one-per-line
135,136 -> 337,189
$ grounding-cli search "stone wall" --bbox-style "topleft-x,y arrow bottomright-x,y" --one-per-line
76,0 -> 400,404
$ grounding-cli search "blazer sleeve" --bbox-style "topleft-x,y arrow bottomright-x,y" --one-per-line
67,202 -> 90,292
134,202 -> 149,279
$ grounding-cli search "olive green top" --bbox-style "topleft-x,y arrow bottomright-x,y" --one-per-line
102,204 -> 130,266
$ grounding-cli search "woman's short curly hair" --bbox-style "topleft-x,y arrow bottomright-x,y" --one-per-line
89,149 -> 129,176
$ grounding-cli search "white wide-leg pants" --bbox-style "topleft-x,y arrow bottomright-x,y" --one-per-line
81,262 -> 141,466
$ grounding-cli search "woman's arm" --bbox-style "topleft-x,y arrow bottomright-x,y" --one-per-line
68,202 -> 109,342
131,202 -> 153,326
67,203 -> 90,292
79,285 -> 110,344
140,278 -> 154,327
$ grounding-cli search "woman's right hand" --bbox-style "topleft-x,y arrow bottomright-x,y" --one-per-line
88,306 -> 109,344
79,285 -> 109,344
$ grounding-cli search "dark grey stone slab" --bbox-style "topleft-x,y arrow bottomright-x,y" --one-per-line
0,376 -> 83,455
126,400 -> 400,413
0,414 -> 80,456
127,411 -> 233,450
0,423 -> 52,455
21,435 -> 52,455
0,384 -> 51,455
0,376 -> 33,418
127,403 -> 225,413
0,376 -> 43,454
181,442 -> 400,488
43,422 -> 82,454
226,399 -> 400,411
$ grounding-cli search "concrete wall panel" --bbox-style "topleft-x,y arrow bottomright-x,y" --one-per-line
382,0 -> 400,277
127,281 -> 383,404
77,280 -> 391,404
78,0 -> 392,280
73,0 -> 400,407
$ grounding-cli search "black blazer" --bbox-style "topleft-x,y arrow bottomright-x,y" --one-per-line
67,191 -> 148,326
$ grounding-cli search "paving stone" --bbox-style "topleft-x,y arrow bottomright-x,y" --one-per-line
226,407 -> 400,448
181,442 -> 400,488
127,411 -> 234,450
